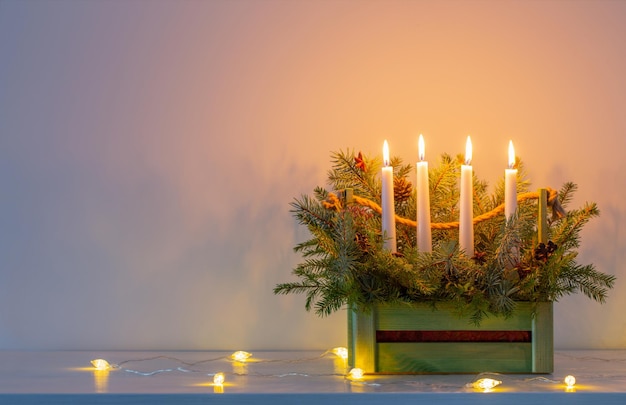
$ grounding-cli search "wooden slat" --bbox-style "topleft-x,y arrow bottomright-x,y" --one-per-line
532,302 -> 554,373
378,342 -> 532,373
347,306 -> 355,368
375,302 -> 533,331
352,309 -> 376,373
538,188 -> 548,244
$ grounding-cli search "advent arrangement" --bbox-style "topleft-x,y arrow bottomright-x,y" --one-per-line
274,136 -> 615,373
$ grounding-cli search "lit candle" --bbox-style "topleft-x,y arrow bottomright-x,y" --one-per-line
505,140 -> 517,221
381,140 -> 397,252
459,136 -> 474,256
416,134 -> 432,252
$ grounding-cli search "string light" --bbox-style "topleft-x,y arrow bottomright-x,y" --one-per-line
348,368 -> 364,380
231,351 -> 252,362
564,375 -> 576,391
467,378 -> 502,392
91,359 -> 112,370
564,375 -> 576,388
331,347 -> 348,360
85,350 -> 582,395
213,372 -> 225,386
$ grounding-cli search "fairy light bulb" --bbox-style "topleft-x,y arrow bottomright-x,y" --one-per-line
348,368 -> 364,380
471,378 -> 502,392
91,359 -> 111,371
213,372 -> 225,386
332,347 -> 348,360
564,375 -> 576,388
231,351 -> 252,362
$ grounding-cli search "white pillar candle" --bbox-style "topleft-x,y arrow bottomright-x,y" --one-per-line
504,140 -> 517,221
416,134 -> 432,252
381,140 -> 397,252
459,136 -> 474,256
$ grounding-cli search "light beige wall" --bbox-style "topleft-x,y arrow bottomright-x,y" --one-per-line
0,0 -> 623,349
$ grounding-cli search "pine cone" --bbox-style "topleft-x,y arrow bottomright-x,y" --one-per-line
355,231 -> 371,252
394,177 -> 413,203
533,241 -> 558,262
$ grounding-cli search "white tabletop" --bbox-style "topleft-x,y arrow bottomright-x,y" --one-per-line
0,350 -> 625,403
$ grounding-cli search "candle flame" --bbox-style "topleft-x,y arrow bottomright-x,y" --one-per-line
465,136 -> 472,165
508,140 -> 515,169
418,134 -> 425,161
383,140 -> 390,166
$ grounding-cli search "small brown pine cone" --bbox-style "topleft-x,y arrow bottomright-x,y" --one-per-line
355,232 -> 371,252
394,177 -> 413,203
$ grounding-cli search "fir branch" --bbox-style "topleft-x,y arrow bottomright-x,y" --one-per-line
276,150 -> 616,322
290,193 -> 334,234
390,156 -> 414,180
551,202 -> 600,252
494,214 -> 522,270
327,150 -> 379,200
558,182 -> 578,209
557,262 -> 616,303
429,154 -> 460,224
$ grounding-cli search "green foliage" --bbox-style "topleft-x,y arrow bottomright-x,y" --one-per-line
274,150 -> 616,323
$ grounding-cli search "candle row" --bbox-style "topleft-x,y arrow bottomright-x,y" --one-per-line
381,136 -> 517,256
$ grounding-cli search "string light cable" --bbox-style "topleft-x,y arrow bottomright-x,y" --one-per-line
89,350 -> 578,392
92,354 -> 230,376
90,349 -> 349,378
466,372 -> 577,392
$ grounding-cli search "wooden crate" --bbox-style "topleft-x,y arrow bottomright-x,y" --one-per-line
348,301 -> 553,374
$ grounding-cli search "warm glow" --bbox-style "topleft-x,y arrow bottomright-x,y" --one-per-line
331,346 -> 348,360
465,136 -> 472,165
91,359 -> 111,371
383,140 -> 390,166
231,351 -> 252,362
348,368 -> 364,380
93,369 -> 109,393
508,140 -> 515,169
472,377 -> 502,391
564,375 -> 576,388
213,372 -> 225,385
418,134 -> 425,161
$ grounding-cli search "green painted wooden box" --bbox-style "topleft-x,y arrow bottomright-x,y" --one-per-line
348,301 -> 553,374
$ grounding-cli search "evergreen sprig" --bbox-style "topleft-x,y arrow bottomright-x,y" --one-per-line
274,150 -> 616,322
